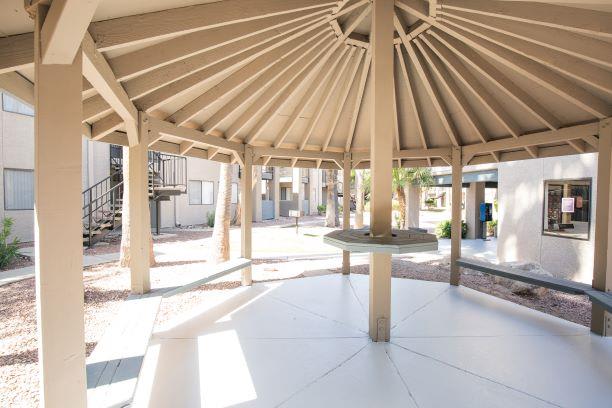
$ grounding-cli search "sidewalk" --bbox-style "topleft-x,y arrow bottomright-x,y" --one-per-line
0,249 -> 119,287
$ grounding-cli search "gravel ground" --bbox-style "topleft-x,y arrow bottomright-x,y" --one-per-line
343,257 -> 591,327
0,264 -> 130,408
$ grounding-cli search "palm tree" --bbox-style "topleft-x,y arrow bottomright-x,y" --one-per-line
211,162 -> 232,263
120,147 -> 156,267
354,169 -> 365,228
392,167 -> 433,229
325,169 -> 339,227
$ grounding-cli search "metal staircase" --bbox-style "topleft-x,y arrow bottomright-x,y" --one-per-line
82,145 -> 187,247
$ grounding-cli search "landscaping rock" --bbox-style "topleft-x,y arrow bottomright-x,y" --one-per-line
496,262 -> 552,296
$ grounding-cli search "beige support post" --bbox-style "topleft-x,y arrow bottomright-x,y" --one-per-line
34,5 -> 87,406
342,153 -> 351,275
128,113 -> 151,294
465,182 -> 485,239
355,170 -> 365,228
273,167 -> 280,220
592,118 -> 612,336
253,166 -> 262,222
241,146 -> 254,285
369,0 -> 394,342
292,167 -> 303,213
450,146 -> 463,286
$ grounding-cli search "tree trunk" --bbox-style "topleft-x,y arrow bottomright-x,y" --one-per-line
120,147 -> 156,267
355,170 -> 364,228
325,169 -> 339,227
211,162 -> 232,263
396,186 -> 406,229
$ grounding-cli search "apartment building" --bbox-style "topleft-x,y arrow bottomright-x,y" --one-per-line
0,90 -> 328,242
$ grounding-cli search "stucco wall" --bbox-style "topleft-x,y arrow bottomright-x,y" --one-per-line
174,157 -> 238,227
497,153 -> 598,284
0,108 -> 35,241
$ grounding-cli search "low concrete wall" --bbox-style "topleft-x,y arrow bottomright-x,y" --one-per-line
497,154 -> 597,284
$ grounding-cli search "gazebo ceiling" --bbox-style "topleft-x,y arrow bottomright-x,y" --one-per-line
2,0 -> 611,168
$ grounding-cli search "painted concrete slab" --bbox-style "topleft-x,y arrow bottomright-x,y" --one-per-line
132,274 -> 612,407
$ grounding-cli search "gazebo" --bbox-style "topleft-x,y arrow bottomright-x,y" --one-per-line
1,0 -> 611,406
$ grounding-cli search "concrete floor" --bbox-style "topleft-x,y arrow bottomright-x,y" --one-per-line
132,274 -> 612,408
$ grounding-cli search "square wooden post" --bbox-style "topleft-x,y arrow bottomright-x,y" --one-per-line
450,146 -> 463,286
342,153 -> 351,275
34,6 -> 86,406
127,113 -> 151,294
241,146 -> 253,285
369,0 -> 394,342
592,119 -> 611,336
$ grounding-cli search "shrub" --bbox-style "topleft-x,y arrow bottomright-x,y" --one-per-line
206,211 -> 215,228
317,204 -> 326,215
436,219 -> 467,239
424,198 -> 436,207
0,218 -> 20,269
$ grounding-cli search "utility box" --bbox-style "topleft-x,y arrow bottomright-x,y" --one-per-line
480,203 -> 493,222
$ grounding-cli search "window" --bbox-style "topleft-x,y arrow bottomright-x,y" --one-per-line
202,181 -> 214,205
231,183 -> 238,204
188,180 -> 215,205
543,178 -> 591,240
4,169 -> 34,210
2,93 -> 34,116
188,180 -> 202,204
281,187 -> 290,201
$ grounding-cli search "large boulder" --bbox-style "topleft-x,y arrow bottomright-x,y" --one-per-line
496,262 -> 553,296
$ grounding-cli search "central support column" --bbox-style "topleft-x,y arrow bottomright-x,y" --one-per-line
241,146 -> 254,285
369,0 -> 394,342
342,153 -> 352,274
34,6 -> 87,406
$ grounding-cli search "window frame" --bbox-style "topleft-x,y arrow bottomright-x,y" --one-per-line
541,177 -> 592,241
188,180 -> 202,205
4,168 -> 35,211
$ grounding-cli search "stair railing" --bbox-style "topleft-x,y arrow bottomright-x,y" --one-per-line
82,170 -> 124,247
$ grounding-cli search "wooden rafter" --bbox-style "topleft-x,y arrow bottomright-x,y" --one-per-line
322,49 -> 365,151
273,46 -> 348,147
395,45 -> 427,151
108,9 -> 329,81
421,34 -> 521,138
39,0 -> 100,64
344,51 -> 371,152
439,9 -> 612,69
82,33 -> 138,145
201,31 -> 333,137
89,0 -> 337,51
438,0 -> 612,39
439,15 -> 612,96
404,40 -> 460,146
122,16 -> 328,100
299,47 -> 356,150
435,21 -> 611,119
142,24 -> 330,116
242,40 -> 339,144
428,29 -> 560,130
415,37 -> 488,143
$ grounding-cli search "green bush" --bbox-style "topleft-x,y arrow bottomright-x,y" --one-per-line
206,211 -> 215,228
424,198 -> 436,207
317,204 -> 326,215
436,219 -> 467,239
0,218 -> 20,269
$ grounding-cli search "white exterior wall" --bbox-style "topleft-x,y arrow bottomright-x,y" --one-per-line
0,105 -> 35,241
497,154 -> 598,283
172,157 -> 239,227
